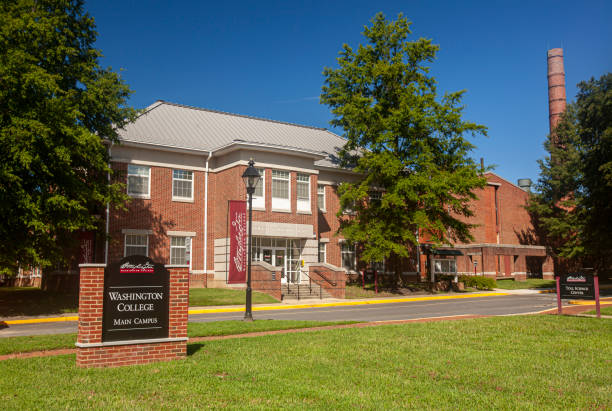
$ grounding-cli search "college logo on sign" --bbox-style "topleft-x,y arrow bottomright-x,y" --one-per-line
119,261 -> 155,273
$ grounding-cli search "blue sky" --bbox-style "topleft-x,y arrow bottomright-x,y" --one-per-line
87,0 -> 611,185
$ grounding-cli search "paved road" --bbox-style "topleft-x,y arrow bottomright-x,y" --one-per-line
0,293 -> 558,338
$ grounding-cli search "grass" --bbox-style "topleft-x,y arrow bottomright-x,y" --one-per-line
188,288 -> 278,306
345,283 -> 433,299
0,287 -> 278,318
0,287 -> 78,317
584,306 -> 612,316
496,278 -> 556,290
0,320 -> 357,355
0,316 -> 609,409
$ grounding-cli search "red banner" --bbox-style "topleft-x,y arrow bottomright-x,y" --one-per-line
228,200 -> 247,284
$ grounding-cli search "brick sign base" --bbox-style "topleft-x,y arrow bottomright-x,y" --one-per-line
76,264 -> 189,368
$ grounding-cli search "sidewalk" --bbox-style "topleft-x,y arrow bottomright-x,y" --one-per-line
2,290 -> 511,325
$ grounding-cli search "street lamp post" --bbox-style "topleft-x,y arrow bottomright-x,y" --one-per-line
241,159 -> 261,321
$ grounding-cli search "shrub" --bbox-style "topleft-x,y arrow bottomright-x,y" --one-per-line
459,275 -> 497,290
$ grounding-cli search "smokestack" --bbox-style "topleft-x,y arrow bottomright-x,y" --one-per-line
547,48 -> 567,138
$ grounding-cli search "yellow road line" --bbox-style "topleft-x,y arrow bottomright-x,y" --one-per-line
2,292 -> 510,324
568,297 -> 612,306
3,316 -> 78,325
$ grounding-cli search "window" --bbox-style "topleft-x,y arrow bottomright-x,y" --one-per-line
434,259 -> 457,274
317,184 -> 325,211
254,168 -> 265,197
341,242 -> 356,271
124,234 -> 148,257
170,236 -> 189,265
297,173 -> 310,212
272,170 -> 290,210
252,168 -> 265,209
318,242 -> 326,263
127,165 -> 150,197
172,169 -> 193,200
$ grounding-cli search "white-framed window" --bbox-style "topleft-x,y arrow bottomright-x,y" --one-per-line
251,168 -> 265,209
127,165 -> 150,197
124,234 -> 148,257
318,242 -> 326,263
172,169 -> 193,201
272,170 -> 290,210
434,259 -> 457,274
317,184 -> 326,211
170,236 -> 190,266
296,173 -> 310,212
341,242 -> 356,271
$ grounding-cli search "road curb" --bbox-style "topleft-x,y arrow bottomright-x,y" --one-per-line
2,292 -> 510,325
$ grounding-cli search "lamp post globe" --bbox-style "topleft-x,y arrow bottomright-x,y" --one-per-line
241,159 -> 260,321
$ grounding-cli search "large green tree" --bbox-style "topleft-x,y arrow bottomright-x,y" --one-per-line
528,73 -> 611,273
320,13 -> 487,270
0,0 -> 134,272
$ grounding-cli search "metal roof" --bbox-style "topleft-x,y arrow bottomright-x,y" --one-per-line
117,101 -> 347,168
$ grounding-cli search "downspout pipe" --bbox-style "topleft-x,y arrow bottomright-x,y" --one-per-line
104,144 -> 112,265
203,151 -> 213,275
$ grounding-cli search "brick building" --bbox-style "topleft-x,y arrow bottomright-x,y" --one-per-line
103,100 -> 360,289
79,100 -> 552,293
421,173 -> 554,281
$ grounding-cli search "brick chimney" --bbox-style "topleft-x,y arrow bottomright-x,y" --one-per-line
547,48 -> 567,138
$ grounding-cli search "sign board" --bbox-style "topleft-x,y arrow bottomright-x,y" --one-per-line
559,273 -> 595,299
228,200 -> 247,284
102,255 -> 170,342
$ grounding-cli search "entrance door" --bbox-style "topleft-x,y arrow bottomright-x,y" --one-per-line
262,248 -> 289,283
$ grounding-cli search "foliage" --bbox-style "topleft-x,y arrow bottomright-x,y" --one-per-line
0,0 -> 135,273
459,275 -> 497,290
527,73 -> 611,273
320,13 -> 487,270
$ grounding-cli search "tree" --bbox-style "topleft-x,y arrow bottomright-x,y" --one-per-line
0,0 -> 135,273
528,73 -> 611,273
320,13 -> 487,272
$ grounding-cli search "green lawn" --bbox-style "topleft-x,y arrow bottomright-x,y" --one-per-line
189,288 -> 278,306
584,306 -> 612,316
0,320 -> 357,355
0,316 -> 610,409
0,287 -> 78,317
496,279 -> 556,290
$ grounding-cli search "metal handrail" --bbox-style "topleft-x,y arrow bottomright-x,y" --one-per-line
310,269 -> 337,287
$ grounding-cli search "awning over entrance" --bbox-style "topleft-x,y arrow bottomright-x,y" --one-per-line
420,245 -> 463,256
432,249 -> 463,256
251,221 -> 315,239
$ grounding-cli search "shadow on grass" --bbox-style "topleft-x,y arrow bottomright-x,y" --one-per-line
187,343 -> 205,356
0,287 -> 78,317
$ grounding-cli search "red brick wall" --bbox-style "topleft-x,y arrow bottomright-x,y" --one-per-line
109,163 -> 205,270
318,185 -> 344,268
251,262 -> 281,301
76,265 -> 188,368
308,263 -> 346,298
456,173 -> 533,246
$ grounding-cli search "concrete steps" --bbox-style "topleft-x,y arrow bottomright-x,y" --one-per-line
282,283 -> 330,301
